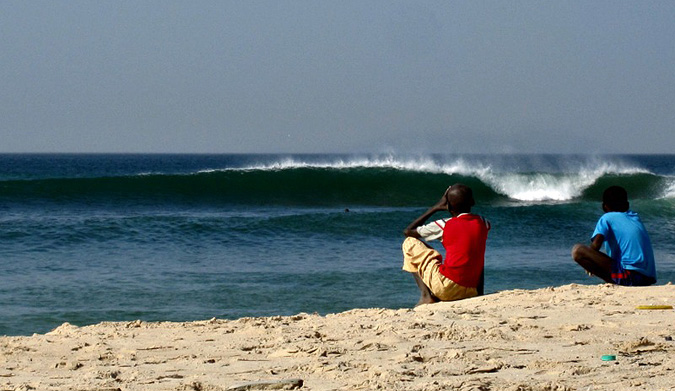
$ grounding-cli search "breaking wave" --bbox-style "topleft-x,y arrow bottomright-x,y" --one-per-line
0,155 -> 670,206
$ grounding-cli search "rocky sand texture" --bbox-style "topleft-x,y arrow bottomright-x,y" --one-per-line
1,284 -> 673,391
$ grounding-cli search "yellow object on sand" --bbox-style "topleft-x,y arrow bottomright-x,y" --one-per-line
635,305 -> 673,310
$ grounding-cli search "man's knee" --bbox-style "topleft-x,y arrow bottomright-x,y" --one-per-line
571,243 -> 586,261
402,236 -> 425,254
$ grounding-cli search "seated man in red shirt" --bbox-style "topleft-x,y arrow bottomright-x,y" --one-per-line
402,184 -> 490,305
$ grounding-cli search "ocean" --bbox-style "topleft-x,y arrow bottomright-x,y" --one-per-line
1,153 -> 673,336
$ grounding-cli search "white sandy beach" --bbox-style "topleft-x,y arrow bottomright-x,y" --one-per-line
1,283 -> 673,391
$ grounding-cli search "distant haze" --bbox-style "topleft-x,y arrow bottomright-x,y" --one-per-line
1,1 -> 674,154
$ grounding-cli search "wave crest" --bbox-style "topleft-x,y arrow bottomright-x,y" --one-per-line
226,156 -> 653,202
0,155 -> 667,206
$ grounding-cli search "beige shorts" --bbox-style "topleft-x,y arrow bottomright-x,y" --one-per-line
402,237 -> 477,301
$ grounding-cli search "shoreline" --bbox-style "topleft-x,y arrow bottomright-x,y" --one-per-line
1,283 -> 673,390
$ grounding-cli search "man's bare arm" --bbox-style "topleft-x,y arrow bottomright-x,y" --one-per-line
403,188 -> 451,237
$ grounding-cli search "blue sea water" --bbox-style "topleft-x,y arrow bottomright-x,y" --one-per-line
1,153 -> 674,336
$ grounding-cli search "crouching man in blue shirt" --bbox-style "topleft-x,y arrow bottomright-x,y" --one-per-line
572,186 -> 656,286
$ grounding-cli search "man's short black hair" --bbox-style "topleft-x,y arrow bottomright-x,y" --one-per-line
603,186 -> 629,212
447,183 -> 475,213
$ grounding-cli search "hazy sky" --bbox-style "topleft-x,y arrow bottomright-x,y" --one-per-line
1,1 -> 674,154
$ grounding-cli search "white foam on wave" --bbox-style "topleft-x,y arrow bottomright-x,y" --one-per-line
246,155 -> 444,172
232,155 -> 491,176
202,155 -> 654,202
480,172 -> 596,201
480,162 -> 651,202
661,179 -> 675,199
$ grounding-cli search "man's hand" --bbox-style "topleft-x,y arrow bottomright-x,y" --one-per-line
434,186 -> 451,211
403,186 -> 452,237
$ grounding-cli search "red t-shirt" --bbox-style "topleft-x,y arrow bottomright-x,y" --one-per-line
439,214 -> 490,288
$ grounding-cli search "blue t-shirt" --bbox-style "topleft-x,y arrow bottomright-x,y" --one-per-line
592,211 -> 656,279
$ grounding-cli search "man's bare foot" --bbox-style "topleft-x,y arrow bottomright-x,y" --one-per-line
415,295 -> 439,307
412,273 -> 439,306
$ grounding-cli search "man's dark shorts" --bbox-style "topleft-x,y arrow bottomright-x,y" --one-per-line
611,264 -> 656,286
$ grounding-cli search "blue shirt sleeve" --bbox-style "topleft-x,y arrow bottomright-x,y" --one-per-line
592,215 -> 610,241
